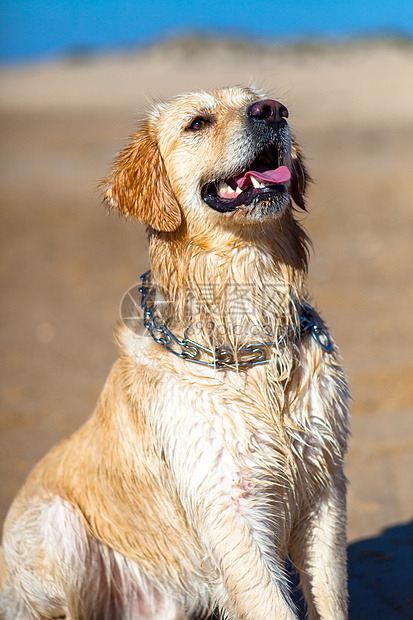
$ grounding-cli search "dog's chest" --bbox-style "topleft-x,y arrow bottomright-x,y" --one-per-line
147,358 -> 337,522
152,371 -> 271,486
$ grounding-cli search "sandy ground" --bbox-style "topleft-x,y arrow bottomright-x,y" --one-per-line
1,39 -> 412,617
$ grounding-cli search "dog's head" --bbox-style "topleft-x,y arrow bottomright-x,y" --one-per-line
104,87 -> 309,232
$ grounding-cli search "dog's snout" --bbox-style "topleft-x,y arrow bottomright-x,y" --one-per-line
248,99 -> 289,129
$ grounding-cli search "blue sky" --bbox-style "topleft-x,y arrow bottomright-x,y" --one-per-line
1,0 -> 412,64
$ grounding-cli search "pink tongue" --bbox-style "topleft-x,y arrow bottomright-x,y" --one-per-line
235,165 -> 291,190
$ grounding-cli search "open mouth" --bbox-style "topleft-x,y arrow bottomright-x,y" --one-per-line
201,145 -> 291,213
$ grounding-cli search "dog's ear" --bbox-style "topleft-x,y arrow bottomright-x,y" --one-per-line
103,124 -> 181,232
289,143 -> 311,211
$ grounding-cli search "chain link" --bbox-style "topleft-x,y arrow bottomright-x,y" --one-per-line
139,271 -> 332,370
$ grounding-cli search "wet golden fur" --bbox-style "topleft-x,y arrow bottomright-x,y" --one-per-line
0,86 -> 349,620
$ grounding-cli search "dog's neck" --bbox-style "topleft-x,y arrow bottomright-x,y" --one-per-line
147,212 -> 309,352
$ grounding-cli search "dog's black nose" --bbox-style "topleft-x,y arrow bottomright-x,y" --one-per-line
248,99 -> 289,128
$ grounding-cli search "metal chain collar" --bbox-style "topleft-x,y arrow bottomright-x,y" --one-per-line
139,271 -> 332,370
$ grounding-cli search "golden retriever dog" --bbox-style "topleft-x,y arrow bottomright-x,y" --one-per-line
0,86 -> 350,620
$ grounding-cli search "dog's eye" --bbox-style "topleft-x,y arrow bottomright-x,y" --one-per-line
187,117 -> 210,131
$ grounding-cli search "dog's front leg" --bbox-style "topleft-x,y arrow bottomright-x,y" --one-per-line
290,479 -> 348,620
199,499 -> 299,620
159,406 -> 299,620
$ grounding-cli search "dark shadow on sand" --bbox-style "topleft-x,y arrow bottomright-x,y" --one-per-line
348,520 -> 413,619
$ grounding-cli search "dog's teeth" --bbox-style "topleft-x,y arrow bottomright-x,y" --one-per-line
218,180 -> 232,195
235,186 -> 242,195
259,182 -> 267,188
217,180 -> 226,192
251,176 -> 261,189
